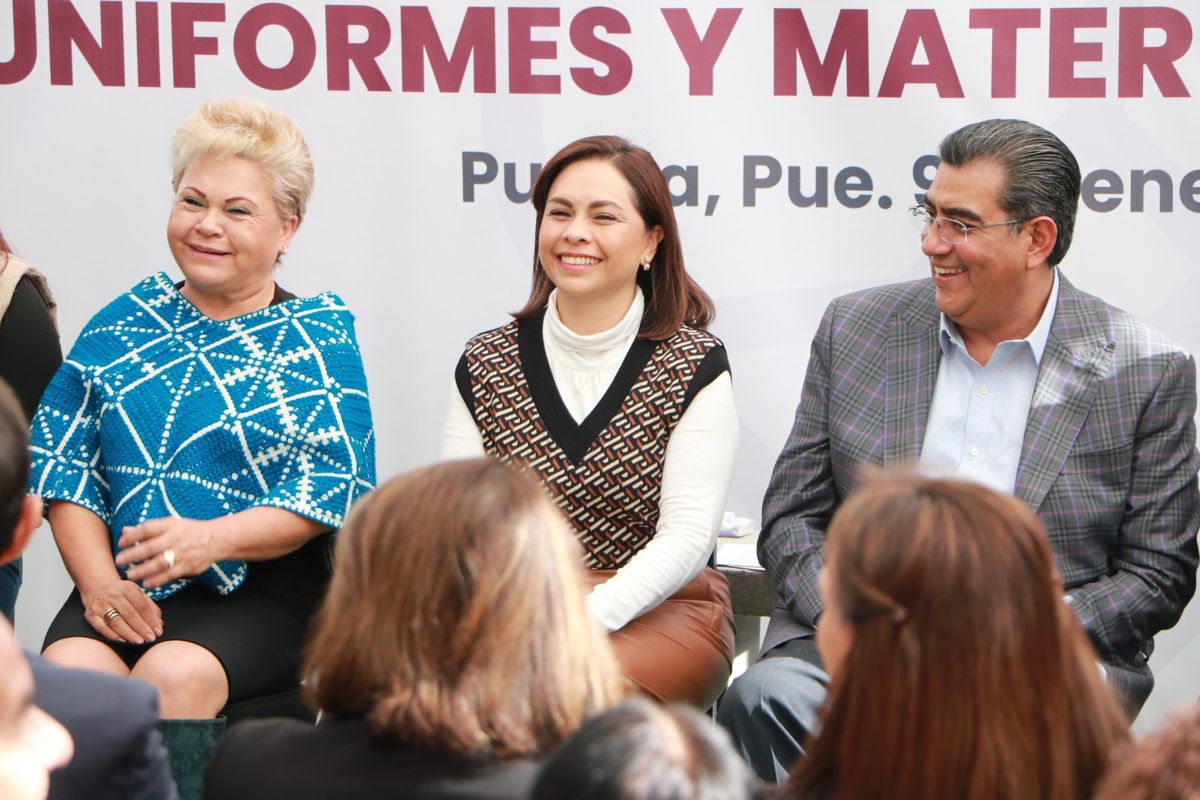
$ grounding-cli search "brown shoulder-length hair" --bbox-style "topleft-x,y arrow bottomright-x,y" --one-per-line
305,458 -> 625,758
786,472 -> 1129,800
513,135 -> 714,340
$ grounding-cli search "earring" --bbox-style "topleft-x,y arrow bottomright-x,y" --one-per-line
640,255 -> 652,271
279,247 -> 288,257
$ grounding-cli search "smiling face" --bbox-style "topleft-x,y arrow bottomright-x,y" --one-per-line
922,160 -> 1054,349
0,621 -> 72,800
536,159 -> 663,333
167,155 -> 297,317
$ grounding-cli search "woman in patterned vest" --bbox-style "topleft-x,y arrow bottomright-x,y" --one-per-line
443,135 -> 737,708
29,100 -> 375,720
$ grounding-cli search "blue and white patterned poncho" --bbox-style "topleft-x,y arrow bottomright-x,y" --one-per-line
29,273 -> 376,600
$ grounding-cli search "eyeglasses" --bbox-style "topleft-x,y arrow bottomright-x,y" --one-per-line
908,206 -> 1026,245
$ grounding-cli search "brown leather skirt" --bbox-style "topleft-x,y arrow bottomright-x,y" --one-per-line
586,566 -> 735,710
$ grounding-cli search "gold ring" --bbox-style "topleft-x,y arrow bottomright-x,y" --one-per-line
103,607 -> 120,625
162,549 -> 176,569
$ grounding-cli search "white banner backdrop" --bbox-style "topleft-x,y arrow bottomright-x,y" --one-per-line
3,0 -> 1198,727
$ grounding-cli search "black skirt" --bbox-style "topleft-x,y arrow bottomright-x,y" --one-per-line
43,533 -> 333,703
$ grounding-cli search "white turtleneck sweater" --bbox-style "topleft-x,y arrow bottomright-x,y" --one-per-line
440,289 -> 738,631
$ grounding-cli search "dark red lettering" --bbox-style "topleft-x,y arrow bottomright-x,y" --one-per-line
569,7 -> 632,96
509,6 -> 558,94
233,3 -> 316,90
49,0 -> 124,86
662,8 -> 741,96
879,10 -> 963,98
969,8 -> 1040,98
135,1 -> 160,88
400,6 -> 496,93
171,2 -> 224,89
0,0 -> 37,85
1119,7 -> 1191,98
773,9 -> 868,97
326,5 -> 392,91
1049,7 -> 1106,98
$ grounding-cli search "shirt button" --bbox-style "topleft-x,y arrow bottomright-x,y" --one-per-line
979,385 -> 990,395
969,446 -> 980,457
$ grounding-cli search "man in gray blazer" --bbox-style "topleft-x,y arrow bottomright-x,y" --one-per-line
0,379 -> 175,800
717,119 -> 1200,782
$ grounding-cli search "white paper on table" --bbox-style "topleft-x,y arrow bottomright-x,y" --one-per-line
717,542 -> 764,571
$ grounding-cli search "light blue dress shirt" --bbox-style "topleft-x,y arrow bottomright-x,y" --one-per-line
920,269 -> 1059,494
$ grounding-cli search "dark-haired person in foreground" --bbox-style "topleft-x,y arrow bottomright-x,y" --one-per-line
531,697 -> 759,800
719,118 -> 1200,781
0,614 -> 72,800
0,380 -> 174,800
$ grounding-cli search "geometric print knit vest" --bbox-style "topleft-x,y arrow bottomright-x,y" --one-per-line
456,308 -> 729,568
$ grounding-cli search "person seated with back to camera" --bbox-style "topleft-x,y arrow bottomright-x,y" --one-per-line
1093,704 -> 1200,800
779,471 -> 1129,800
0,379 -> 174,800
203,457 -> 626,800
530,697 -> 760,800
0,614 -> 72,800
442,135 -> 738,709
28,98 -> 375,723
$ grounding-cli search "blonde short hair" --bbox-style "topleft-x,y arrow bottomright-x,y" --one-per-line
170,98 -> 313,222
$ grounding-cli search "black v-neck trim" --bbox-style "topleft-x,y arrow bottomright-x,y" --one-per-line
518,309 -> 658,465
174,280 -> 296,307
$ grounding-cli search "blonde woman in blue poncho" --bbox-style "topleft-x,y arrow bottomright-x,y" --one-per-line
29,100 -> 375,720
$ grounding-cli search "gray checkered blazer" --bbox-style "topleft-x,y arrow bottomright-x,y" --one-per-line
759,272 -> 1199,705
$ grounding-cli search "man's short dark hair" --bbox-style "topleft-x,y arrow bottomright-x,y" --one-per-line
0,380 -> 29,552
938,119 -> 1081,267
530,698 -> 759,800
